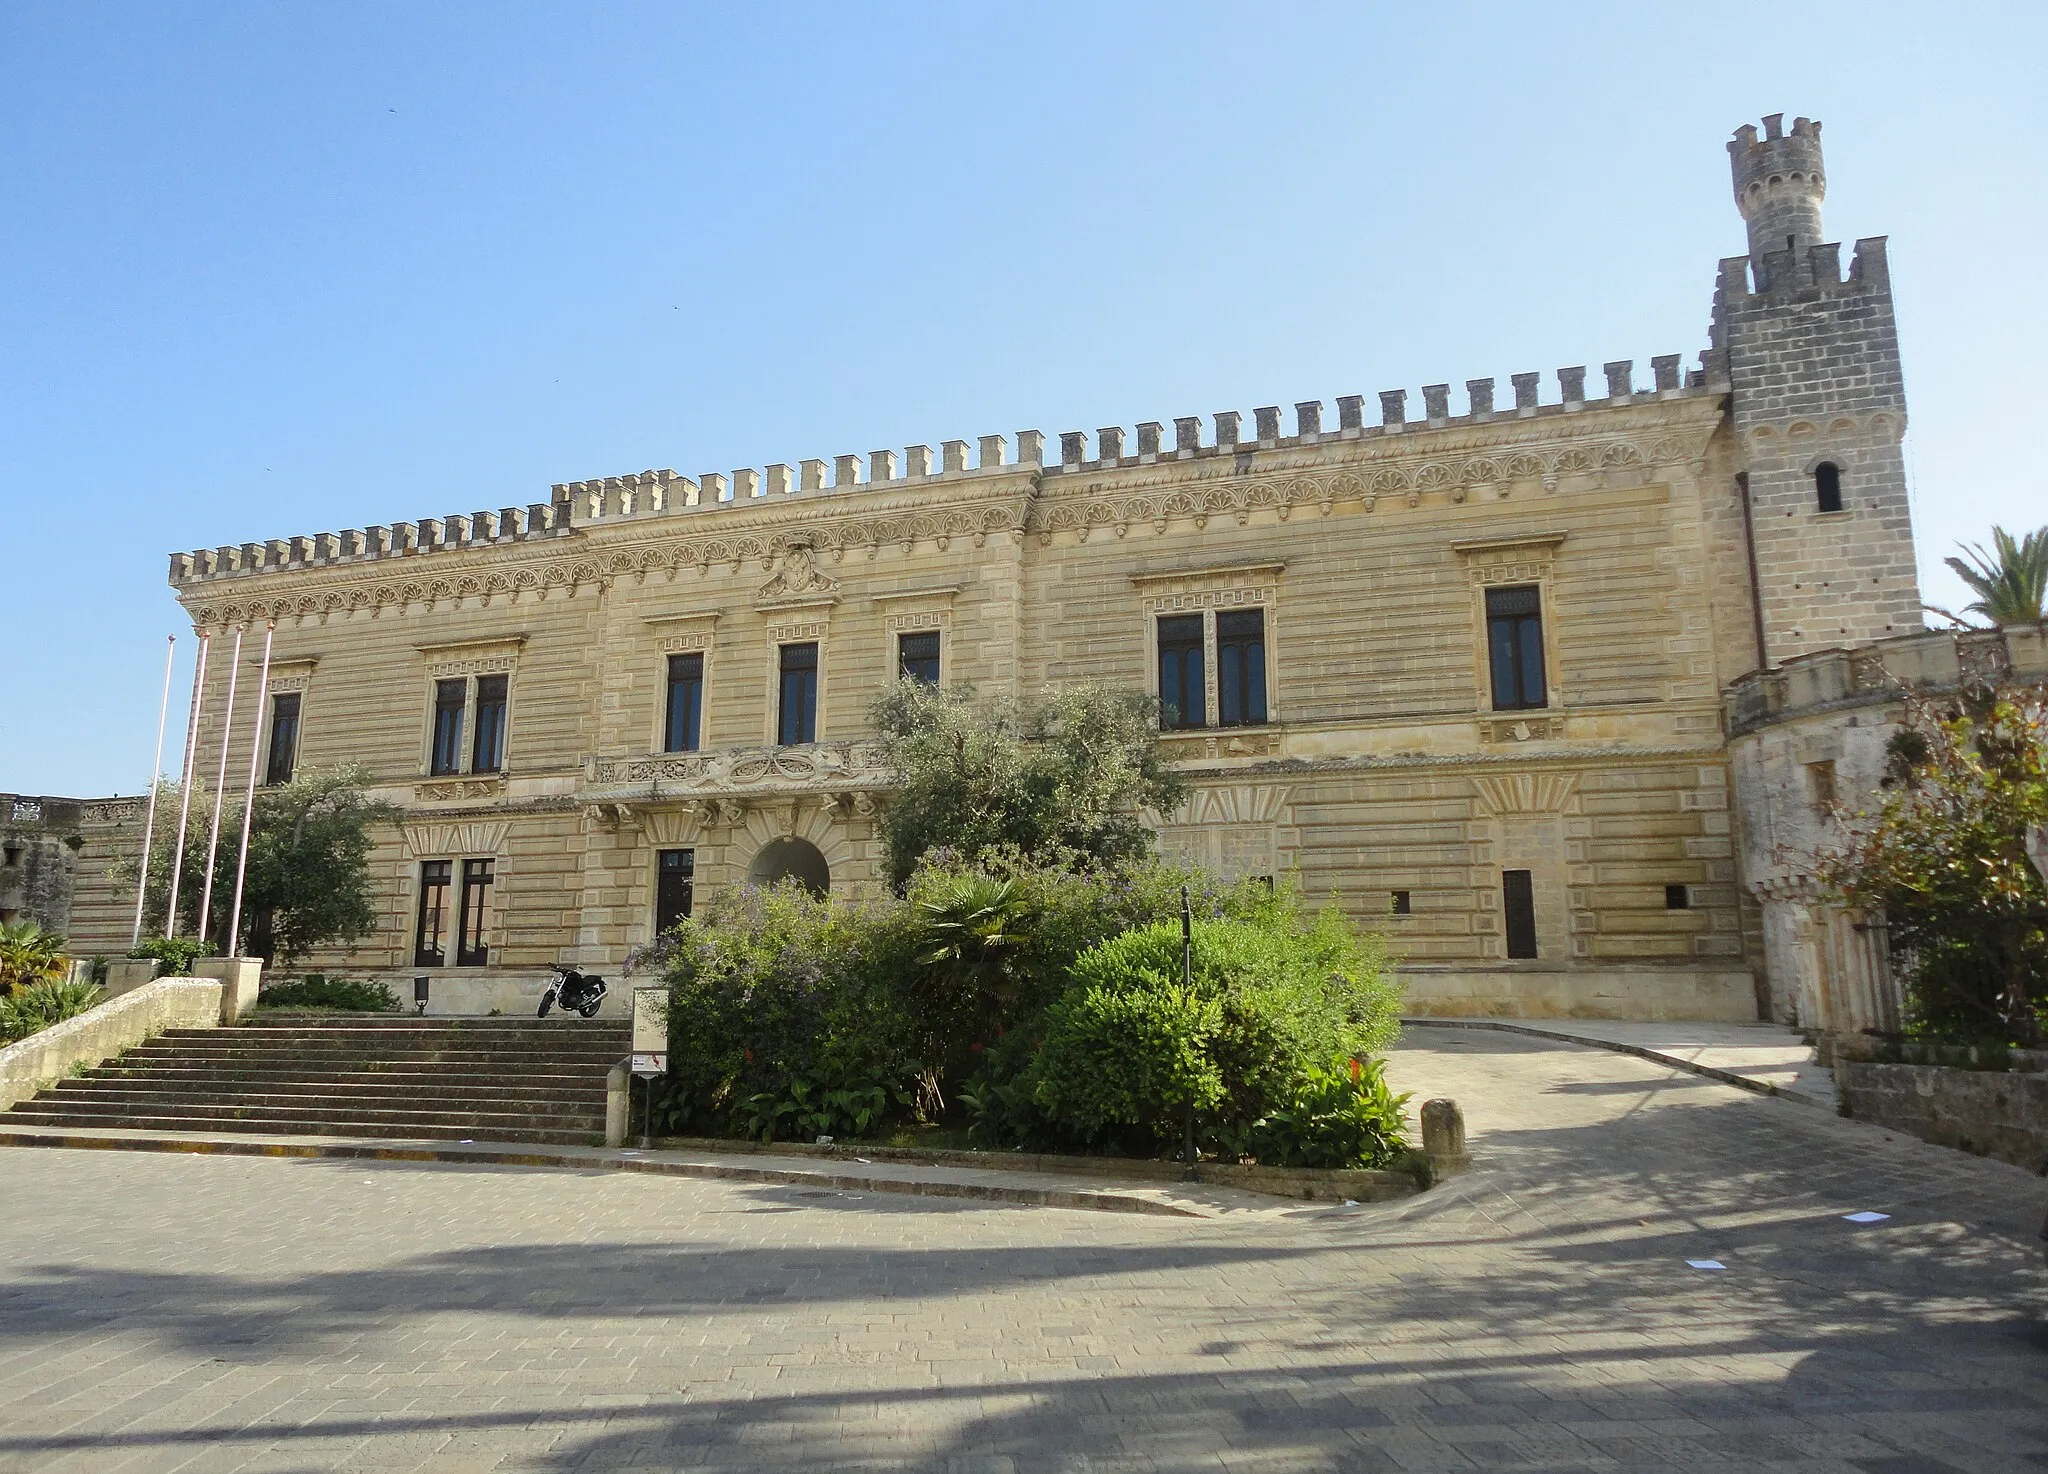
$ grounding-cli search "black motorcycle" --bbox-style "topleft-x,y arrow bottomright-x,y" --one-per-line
537,962 -> 607,1019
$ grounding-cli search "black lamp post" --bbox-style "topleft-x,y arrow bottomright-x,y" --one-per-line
414,976 -> 430,1015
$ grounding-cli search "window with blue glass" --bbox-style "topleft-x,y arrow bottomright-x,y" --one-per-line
470,675 -> 508,774
429,679 -> 466,775
898,630 -> 940,685
664,653 -> 704,752
1216,609 -> 1267,726
777,642 -> 818,745
1156,615 -> 1205,729
1485,585 -> 1548,711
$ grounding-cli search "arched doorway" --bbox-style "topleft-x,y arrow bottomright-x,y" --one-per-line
747,837 -> 830,897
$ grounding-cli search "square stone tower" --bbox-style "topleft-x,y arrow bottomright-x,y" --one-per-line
1711,114 -> 1922,665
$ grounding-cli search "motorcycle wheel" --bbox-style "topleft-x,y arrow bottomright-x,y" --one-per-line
576,999 -> 602,1018
537,989 -> 555,1019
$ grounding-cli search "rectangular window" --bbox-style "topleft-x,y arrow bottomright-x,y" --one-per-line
1502,869 -> 1537,959
898,630 -> 940,686
777,642 -> 818,746
664,653 -> 704,753
1216,609 -> 1268,727
430,679 -> 466,775
471,675 -> 508,774
456,858 -> 494,967
1157,614 -> 1205,729
1390,889 -> 1412,916
1806,760 -> 1837,811
1485,585 -> 1548,711
414,860 -> 451,968
656,848 -> 695,934
1665,884 -> 1691,911
265,692 -> 301,786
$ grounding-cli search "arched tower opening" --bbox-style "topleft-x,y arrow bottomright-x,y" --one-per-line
747,837 -> 830,897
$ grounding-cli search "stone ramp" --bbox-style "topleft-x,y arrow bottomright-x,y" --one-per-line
2,1013 -> 630,1146
1403,1015 -> 1836,1108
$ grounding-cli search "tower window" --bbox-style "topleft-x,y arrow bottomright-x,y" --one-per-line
413,860 -> 451,968
1502,870 -> 1537,959
1665,884 -> 1691,911
656,848 -> 695,934
1485,586 -> 1548,711
1390,890 -> 1412,916
1814,462 -> 1844,513
1216,609 -> 1267,727
777,642 -> 818,746
898,631 -> 940,686
1156,615 -> 1205,730
429,680 -> 466,776
456,858 -> 494,967
265,692 -> 300,786
471,675 -> 508,774
664,653 -> 704,753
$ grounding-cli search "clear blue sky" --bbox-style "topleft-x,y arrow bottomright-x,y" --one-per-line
5,2 -> 2043,797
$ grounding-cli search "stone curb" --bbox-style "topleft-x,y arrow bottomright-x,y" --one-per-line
647,1135 -> 1426,1201
1401,1017 -> 1831,1108
0,1125 -> 1208,1218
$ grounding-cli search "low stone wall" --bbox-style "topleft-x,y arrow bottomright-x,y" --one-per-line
0,977 -> 223,1111
1836,1059 -> 2048,1173
1401,965 -> 1760,1023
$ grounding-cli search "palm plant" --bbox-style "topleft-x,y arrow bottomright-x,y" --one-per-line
1933,525 -> 2048,628
0,920 -> 69,997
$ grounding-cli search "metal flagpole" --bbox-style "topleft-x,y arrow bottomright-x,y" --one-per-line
226,624 -> 274,959
130,635 -> 177,949
197,626 -> 244,948
164,631 -> 211,938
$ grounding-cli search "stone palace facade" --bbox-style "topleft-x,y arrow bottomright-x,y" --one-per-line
55,114 -> 1941,1023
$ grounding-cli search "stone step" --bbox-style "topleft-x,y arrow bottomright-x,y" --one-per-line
242,1013 -> 634,1029
6,1096 -> 600,1132
44,1080 -> 608,1107
118,1045 -> 628,1066
196,1022 -> 634,1038
87,1065 -> 607,1090
2,1111 -> 605,1147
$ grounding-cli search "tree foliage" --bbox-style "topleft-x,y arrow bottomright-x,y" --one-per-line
122,766 -> 401,964
0,920 -> 68,996
867,681 -> 1187,886
1931,524 -> 2048,628
1817,686 -> 2048,1045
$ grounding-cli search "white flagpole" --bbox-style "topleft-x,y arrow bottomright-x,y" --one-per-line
164,630 -> 211,938
198,626 -> 244,948
130,635 -> 177,949
226,623 -> 274,959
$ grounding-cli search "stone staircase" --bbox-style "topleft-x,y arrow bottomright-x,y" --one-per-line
3,1014 -> 631,1145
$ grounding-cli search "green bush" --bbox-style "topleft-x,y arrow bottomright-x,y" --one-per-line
652,882 -> 923,1140
1013,899 -> 1403,1162
643,855 -> 1404,1165
129,936 -> 212,976
0,978 -> 104,1043
1212,1057 -> 1412,1170
256,976 -> 400,1012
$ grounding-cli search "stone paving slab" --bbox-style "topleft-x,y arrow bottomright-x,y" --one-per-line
1405,1014 -> 1839,1108
2,1030 -> 2043,1473
0,1122 -> 1306,1221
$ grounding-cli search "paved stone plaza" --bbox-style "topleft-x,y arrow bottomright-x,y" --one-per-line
2,1031 -> 2045,1473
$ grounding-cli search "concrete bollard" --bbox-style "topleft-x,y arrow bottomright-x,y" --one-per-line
1420,1098 -> 1471,1176
605,1061 -> 630,1148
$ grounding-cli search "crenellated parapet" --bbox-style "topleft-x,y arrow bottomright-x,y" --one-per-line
167,356 -> 1714,590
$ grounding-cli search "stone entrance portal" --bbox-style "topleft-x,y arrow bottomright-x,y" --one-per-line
747,837 -> 830,897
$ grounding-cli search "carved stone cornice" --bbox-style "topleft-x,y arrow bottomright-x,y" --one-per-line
585,742 -> 888,796
1025,425 -> 1713,545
